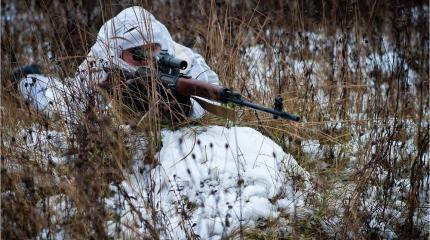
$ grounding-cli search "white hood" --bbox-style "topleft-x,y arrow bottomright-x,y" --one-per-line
90,6 -> 175,72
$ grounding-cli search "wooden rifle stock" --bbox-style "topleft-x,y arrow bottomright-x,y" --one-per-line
175,77 -> 227,102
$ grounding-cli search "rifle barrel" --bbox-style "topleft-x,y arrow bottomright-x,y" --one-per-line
175,77 -> 300,121
230,98 -> 300,122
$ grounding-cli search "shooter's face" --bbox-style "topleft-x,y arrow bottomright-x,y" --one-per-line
121,43 -> 161,67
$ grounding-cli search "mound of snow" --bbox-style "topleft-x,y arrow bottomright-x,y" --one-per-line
26,125 -> 311,239
107,126 -> 311,239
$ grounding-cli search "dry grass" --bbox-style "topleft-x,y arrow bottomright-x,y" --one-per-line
1,0 -> 429,239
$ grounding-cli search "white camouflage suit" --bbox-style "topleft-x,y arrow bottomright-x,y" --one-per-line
18,6 -> 219,121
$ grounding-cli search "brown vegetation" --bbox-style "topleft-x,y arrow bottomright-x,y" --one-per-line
1,0 -> 429,239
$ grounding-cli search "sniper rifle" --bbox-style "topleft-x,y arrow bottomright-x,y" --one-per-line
132,49 -> 300,122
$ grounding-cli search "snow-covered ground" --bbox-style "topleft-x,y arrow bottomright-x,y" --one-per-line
26,125 -> 311,239
240,28 -> 428,238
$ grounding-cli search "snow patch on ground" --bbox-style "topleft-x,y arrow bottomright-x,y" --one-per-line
106,126 -> 311,239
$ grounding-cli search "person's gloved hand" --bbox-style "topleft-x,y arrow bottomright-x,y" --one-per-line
11,64 -> 69,120
120,67 -> 191,124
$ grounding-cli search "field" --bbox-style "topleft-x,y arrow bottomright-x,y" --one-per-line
1,0 -> 429,239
